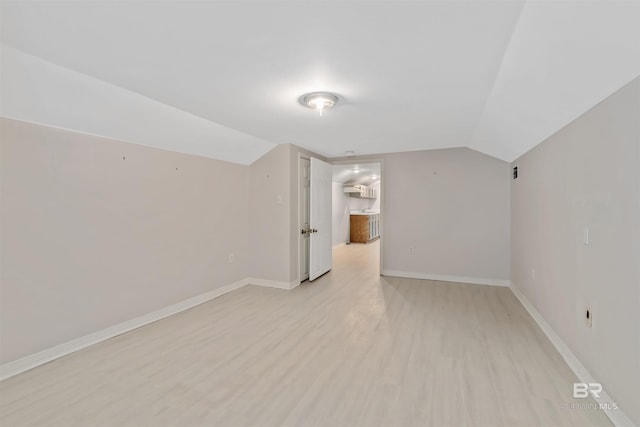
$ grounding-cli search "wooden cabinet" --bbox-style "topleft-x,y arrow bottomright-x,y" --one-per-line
350,214 -> 380,243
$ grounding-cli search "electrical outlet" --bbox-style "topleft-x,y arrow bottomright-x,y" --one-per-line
409,246 -> 414,253
585,308 -> 592,328
228,253 -> 235,263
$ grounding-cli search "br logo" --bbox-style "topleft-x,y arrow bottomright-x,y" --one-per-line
573,383 -> 602,398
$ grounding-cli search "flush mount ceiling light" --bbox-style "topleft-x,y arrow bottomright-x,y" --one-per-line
299,92 -> 340,117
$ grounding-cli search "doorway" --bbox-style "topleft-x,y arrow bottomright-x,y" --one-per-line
330,161 -> 382,272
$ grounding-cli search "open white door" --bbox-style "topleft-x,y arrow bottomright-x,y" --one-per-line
309,157 -> 332,281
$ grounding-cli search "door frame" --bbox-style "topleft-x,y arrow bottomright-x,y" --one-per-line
297,153 -> 310,283
329,158 -> 385,276
297,153 -> 309,283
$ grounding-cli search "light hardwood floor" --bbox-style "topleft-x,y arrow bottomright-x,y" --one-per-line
1,241 -> 611,426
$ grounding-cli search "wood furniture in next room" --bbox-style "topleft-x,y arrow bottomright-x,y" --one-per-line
349,213 -> 380,243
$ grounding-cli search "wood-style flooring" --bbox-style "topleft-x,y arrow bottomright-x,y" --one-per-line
0,241 -> 611,426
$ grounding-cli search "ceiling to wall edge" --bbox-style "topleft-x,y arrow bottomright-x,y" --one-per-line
502,72 -> 640,165
0,44 -> 278,166
0,113 -> 521,168
0,113 -> 275,167
4,41 -> 637,167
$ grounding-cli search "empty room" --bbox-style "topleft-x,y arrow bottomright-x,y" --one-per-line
1,1 -> 639,426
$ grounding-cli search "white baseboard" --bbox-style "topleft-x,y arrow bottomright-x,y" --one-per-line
509,284 -> 636,427
0,278 -> 249,381
248,277 -> 300,290
332,242 -> 347,250
289,279 -> 302,289
382,270 -> 510,287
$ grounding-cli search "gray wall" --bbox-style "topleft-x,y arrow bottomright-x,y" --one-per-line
0,118 -> 325,364
511,77 -> 640,425
248,143 -> 325,284
375,148 -> 511,282
248,144 -> 291,282
0,117 -> 250,364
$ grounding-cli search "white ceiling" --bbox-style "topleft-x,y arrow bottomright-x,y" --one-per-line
2,1 -> 639,165
333,163 -> 381,186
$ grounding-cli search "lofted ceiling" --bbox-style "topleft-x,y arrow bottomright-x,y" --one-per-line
1,1 -> 639,165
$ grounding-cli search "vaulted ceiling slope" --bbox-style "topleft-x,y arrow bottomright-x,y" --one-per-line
1,1 -> 639,165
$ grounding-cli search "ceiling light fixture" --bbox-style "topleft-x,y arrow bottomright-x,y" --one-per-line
300,92 -> 340,117
353,168 -> 361,174
371,175 -> 378,179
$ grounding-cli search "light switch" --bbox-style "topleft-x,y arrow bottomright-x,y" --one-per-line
276,194 -> 283,205
583,227 -> 589,245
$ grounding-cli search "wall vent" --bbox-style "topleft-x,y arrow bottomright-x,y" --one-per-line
513,166 -> 518,180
